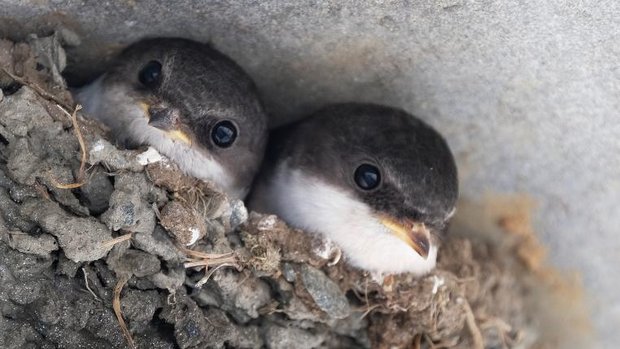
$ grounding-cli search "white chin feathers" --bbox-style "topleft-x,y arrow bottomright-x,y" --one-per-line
252,163 -> 438,275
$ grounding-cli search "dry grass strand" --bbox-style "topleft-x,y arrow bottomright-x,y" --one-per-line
101,232 -> 134,248
113,274 -> 135,349
0,67 -> 72,110
460,297 -> 484,349
50,104 -> 89,189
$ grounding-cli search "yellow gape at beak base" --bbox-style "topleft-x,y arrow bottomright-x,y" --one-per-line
380,216 -> 431,259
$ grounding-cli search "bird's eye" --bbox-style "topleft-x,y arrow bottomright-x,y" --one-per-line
354,163 -> 381,190
211,120 -> 238,148
138,60 -> 162,86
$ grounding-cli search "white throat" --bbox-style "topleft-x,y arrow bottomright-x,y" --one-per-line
252,163 -> 438,275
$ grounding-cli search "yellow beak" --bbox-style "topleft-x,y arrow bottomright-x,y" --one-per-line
139,101 -> 192,146
379,215 -> 431,259
166,130 -> 192,145
138,101 -> 150,116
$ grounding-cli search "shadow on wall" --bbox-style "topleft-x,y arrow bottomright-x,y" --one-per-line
59,35 -> 412,128
1,10 -> 417,127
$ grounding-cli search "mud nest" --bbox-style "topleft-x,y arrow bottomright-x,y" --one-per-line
0,33 -> 550,349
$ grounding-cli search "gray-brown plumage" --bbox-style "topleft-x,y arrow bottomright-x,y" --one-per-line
75,38 -> 267,199
249,103 -> 458,274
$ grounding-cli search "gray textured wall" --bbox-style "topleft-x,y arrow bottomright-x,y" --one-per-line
2,1 -> 619,347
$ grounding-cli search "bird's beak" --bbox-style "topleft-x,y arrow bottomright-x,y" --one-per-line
378,215 -> 431,259
138,102 -> 192,145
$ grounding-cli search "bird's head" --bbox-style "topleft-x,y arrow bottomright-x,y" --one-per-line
92,38 -> 268,198
265,103 -> 458,274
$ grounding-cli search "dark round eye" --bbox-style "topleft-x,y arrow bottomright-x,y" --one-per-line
138,60 -> 162,86
354,164 -> 381,190
211,120 -> 238,148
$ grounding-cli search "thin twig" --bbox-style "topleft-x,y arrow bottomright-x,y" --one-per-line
48,179 -> 85,189
432,335 -> 460,349
33,180 -> 51,200
181,248 -> 234,260
50,104 -> 88,189
82,267 -> 101,302
195,263 -> 237,288
413,334 -> 422,349
167,292 -> 177,306
113,275 -> 136,349
152,202 -> 161,220
0,67 -> 72,110
183,255 -> 238,269
101,232 -> 134,248
358,304 -> 381,319
460,297 -> 484,349
480,316 -> 513,349
364,278 -> 370,314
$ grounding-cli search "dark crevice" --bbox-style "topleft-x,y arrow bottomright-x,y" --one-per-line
259,276 -> 290,306
27,225 -> 44,237
152,308 -> 178,346
2,81 -> 23,96
49,249 -> 61,272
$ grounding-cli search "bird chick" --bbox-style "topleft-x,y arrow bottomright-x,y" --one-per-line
249,103 -> 458,275
75,38 -> 267,199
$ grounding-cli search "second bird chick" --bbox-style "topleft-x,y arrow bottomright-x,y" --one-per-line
249,103 -> 459,275
75,38 -> 268,199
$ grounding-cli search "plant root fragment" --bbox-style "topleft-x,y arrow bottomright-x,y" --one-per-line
113,274 -> 135,349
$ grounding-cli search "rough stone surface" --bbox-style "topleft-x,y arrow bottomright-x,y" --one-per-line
76,166 -> 113,215
107,248 -> 161,278
149,265 -> 185,292
101,172 -> 157,234
87,137 -> 143,172
1,230 -> 58,257
158,295 -> 264,349
56,252 -> 80,277
264,323 -> 326,349
0,185 -> 36,232
300,264 -> 351,319
0,167 -> 38,203
196,269 -> 273,324
226,198 -> 249,229
20,199 -> 112,262
120,289 -> 162,331
159,200 -> 207,246
133,225 -> 185,263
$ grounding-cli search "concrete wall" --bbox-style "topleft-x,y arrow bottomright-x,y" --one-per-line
2,1 -> 618,347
